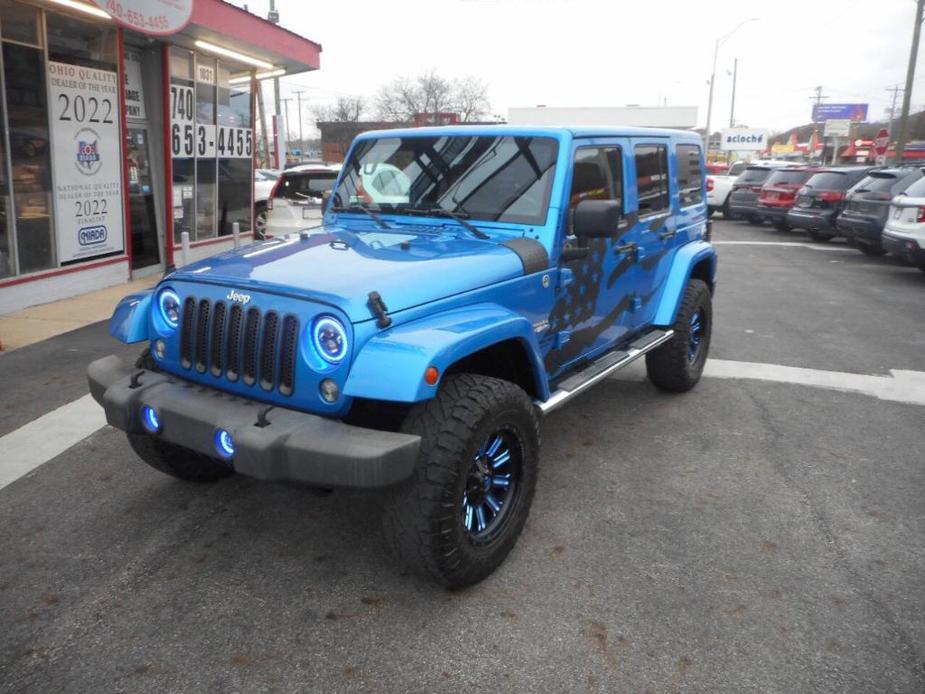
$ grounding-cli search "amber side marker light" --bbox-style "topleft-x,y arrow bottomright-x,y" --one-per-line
424,366 -> 440,386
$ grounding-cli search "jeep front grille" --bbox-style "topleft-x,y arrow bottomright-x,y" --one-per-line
178,297 -> 298,396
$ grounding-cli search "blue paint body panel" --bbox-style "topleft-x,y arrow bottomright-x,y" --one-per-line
109,291 -> 154,343
106,125 -> 716,416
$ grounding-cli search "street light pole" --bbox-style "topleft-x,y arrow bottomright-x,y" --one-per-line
294,90 -> 306,162
703,18 -> 758,158
894,0 -> 925,164
729,58 -> 738,128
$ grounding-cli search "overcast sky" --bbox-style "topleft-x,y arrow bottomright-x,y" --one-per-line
234,0 -> 922,134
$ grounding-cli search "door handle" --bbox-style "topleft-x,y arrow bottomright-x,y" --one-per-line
615,242 -> 637,255
659,230 -> 676,240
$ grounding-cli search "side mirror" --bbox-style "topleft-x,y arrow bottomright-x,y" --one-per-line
573,199 -> 622,238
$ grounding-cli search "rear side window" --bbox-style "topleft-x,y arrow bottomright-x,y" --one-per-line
900,176 -> 925,197
728,161 -> 747,177
765,170 -> 813,186
855,174 -> 901,194
276,171 -> 338,200
569,147 -> 623,213
893,171 -> 924,194
635,144 -> 669,214
676,144 -> 703,206
737,167 -> 773,184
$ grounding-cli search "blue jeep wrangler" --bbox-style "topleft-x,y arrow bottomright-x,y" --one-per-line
88,126 -> 716,587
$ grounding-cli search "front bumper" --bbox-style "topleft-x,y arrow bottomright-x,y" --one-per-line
88,355 -> 420,487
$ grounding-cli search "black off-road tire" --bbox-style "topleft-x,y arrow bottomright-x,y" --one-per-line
127,434 -> 233,482
807,229 -> 835,242
646,279 -> 712,393
381,374 -> 540,588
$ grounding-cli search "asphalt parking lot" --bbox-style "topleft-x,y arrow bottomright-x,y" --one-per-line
2,218 -> 924,693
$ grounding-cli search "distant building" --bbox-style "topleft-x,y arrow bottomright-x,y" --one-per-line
507,105 -> 698,129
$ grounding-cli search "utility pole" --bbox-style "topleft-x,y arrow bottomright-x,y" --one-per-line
885,84 -> 903,138
894,0 -> 925,164
267,0 -> 281,168
809,86 -> 829,162
293,90 -> 306,162
728,58 -> 738,128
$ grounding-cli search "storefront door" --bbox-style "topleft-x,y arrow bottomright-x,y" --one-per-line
126,127 -> 160,272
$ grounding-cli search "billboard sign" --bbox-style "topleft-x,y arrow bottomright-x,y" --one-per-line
720,128 -> 768,151
812,103 -> 868,122
91,0 -> 193,36
47,61 -> 124,263
823,119 -> 851,137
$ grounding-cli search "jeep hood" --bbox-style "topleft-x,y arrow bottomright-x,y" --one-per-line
170,227 -> 532,323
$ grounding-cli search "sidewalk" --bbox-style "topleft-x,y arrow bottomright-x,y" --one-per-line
0,276 -> 159,353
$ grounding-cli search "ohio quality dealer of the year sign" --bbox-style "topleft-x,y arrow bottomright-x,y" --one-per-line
47,61 -> 125,263
92,0 -> 193,36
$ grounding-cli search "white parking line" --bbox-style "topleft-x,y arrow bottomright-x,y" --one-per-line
3,359 -> 925,492
712,241 -> 856,252
0,394 -> 105,491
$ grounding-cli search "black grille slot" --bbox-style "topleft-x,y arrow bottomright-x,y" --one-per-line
242,307 -> 261,386
225,304 -> 243,381
278,315 -> 298,396
194,299 -> 210,373
180,297 -> 196,369
259,311 -> 279,391
210,302 -> 226,377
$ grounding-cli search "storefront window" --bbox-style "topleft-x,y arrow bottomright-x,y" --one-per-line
217,65 -> 252,236
3,39 -> 55,273
47,12 -> 117,71
195,56 -> 216,239
169,47 -> 195,243
0,59 -> 10,279
0,0 -> 40,46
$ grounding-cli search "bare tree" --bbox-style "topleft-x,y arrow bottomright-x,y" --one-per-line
376,71 -> 491,122
314,96 -> 367,123
452,75 -> 490,122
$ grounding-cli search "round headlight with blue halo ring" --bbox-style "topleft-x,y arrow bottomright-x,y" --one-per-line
155,287 -> 181,333
312,315 -> 348,364
141,406 -> 161,433
213,429 -> 235,459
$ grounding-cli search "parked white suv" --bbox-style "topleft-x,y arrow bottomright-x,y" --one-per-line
254,169 -> 280,237
882,174 -> 925,272
706,160 -> 748,218
264,165 -> 339,238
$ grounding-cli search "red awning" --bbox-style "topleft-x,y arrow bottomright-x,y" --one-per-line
182,0 -> 321,75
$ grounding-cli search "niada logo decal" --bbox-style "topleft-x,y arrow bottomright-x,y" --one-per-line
78,225 -> 107,246
74,127 -> 102,175
226,289 -> 251,305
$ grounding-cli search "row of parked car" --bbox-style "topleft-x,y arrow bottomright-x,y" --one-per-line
707,161 -> 925,271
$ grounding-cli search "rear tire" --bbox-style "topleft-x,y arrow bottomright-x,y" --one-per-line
807,229 -> 835,242
381,374 -> 539,588
857,242 -> 887,257
772,219 -> 791,232
722,198 -> 737,220
646,279 -> 712,393
127,434 -> 233,482
254,202 -> 268,240
746,215 -> 763,225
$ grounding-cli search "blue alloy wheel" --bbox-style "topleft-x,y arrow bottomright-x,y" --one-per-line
462,428 -> 521,542
688,309 -> 704,363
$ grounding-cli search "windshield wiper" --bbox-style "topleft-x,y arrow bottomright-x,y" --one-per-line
404,207 -> 489,240
331,204 -> 391,230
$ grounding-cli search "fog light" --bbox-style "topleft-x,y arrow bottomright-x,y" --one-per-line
141,406 -> 161,433
319,378 -> 339,403
214,429 -> 235,459
154,339 -> 166,359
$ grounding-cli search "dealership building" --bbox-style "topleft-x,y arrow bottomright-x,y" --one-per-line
0,0 -> 321,314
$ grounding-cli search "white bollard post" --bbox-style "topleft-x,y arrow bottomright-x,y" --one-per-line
180,231 -> 190,267
232,221 -> 241,248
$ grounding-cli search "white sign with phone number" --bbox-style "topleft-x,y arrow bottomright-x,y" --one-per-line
94,0 -> 192,36
47,61 -> 124,263
170,84 -> 252,159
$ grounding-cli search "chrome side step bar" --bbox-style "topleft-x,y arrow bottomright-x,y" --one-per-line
536,329 -> 674,415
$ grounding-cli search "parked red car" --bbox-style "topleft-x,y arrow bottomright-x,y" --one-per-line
756,167 -> 823,231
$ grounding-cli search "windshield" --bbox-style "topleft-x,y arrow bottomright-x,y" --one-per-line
277,171 -> 338,200
332,135 -> 560,226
